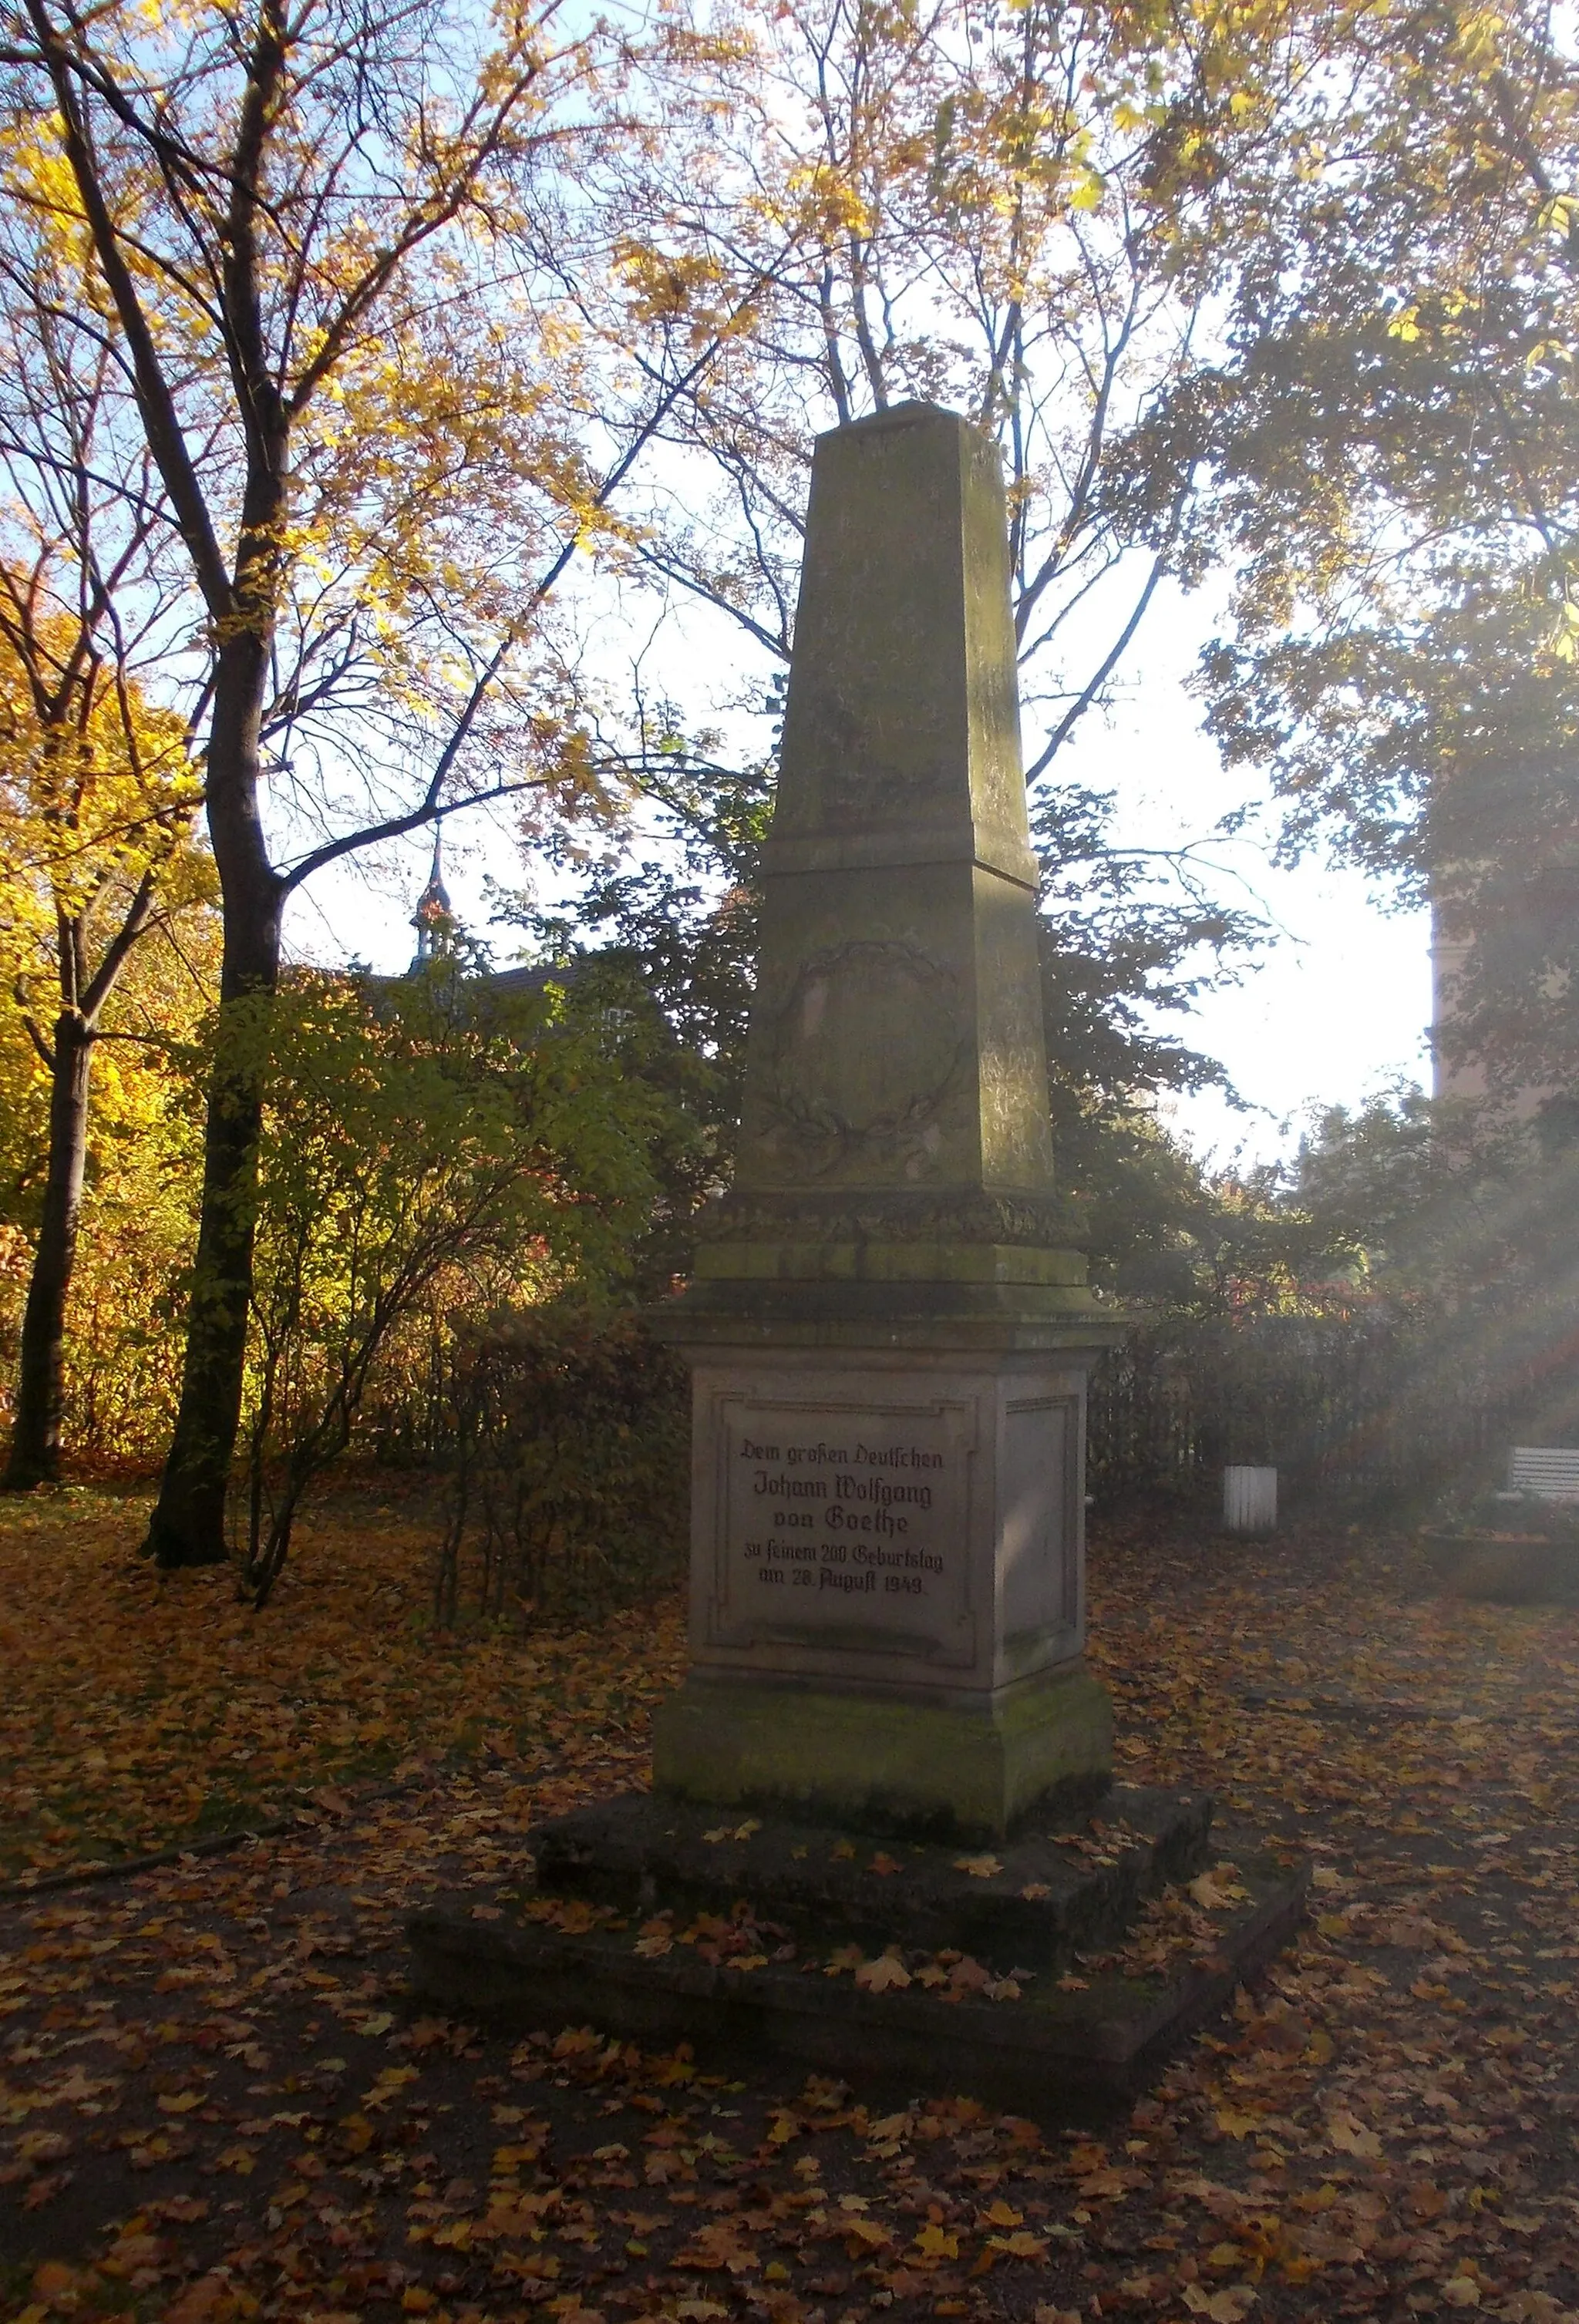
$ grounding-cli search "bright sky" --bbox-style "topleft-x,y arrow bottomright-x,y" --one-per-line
1057,580 -> 1433,1169
285,576 -> 1433,1175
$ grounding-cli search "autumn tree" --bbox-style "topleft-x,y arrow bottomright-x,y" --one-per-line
0,568 -> 210,1487
0,0 -> 754,1562
0,886 -> 221,1471
612,0 -> 1298,762
0,145 -> 223,1489
236,963 -> 688,1608
1114,0 -> 1579,1098
524,0 -> 1301,1234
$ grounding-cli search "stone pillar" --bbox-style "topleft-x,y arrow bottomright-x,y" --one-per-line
650,402 -> 1124,1840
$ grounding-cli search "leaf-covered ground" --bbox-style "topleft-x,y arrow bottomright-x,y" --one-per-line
5,1491 -> 1579,2324
0,1483 -> 679,1885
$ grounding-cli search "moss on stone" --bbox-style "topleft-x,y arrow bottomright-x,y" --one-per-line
651,1663 -> 1113,1842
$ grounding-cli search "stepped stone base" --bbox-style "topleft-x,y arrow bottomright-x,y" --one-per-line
406,1787 -> 1308,2114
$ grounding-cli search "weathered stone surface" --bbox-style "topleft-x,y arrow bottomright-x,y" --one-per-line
668,402 -> 1112,1330
406,1835 -> 1309,2117
649,1340 -> 1114,1833
529,1784 -> 1207,1961
734,404 -> 1055,1213
678,1350 -> 1085,1690
648,402 -> 1122,1828
700,1186 -> 1081,1252
652,1666 -> 1113,1842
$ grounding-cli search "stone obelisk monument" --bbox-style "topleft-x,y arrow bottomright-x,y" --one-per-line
408,405 -> 1308,2103
651,402 -> 1124,1838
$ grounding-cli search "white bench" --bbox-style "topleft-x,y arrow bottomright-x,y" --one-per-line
1508,1446 -> 1579,1502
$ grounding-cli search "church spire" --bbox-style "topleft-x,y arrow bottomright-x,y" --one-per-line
409,828 -> 456,970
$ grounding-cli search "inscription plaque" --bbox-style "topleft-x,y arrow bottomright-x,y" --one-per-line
707,1395 -> 975,1666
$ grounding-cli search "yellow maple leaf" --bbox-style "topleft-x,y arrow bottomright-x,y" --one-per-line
1183,2286 -> 1257,2322
1326,2111 -> 1382,2159
912,2224 -> 959,2261
1190,1869 -> 1249,1911
988,2231 -> 1049,2260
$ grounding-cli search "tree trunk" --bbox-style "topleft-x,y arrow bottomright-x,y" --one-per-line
142,630 -> 283,1569
4,1014 -> 93,1489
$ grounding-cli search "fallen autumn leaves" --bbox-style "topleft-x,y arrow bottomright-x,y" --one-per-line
0,1482 -> 679,1884
5,1490 -> 1579,2324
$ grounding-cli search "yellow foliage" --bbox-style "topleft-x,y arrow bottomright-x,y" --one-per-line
0,587 -> 208,989
0,572 -> 218,1461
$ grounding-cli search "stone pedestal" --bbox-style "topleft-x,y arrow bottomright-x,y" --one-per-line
651,1344 -> 1112,1837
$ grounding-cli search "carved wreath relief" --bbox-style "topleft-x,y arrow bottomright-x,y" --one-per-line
756,941 -> 965,1179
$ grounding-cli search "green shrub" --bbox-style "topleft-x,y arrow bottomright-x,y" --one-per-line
1443,1487 -> 1579,1542
436,1307 -> 688,1629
